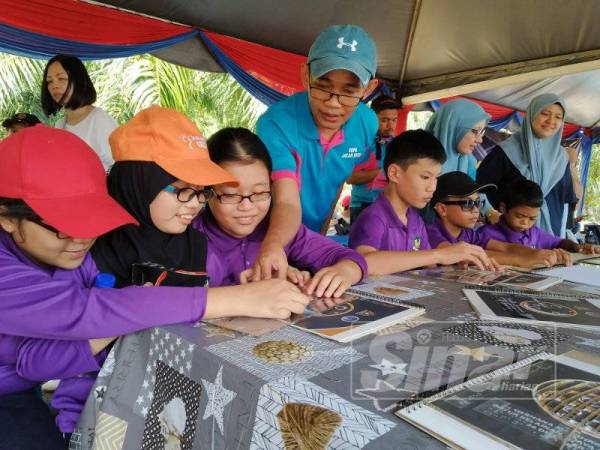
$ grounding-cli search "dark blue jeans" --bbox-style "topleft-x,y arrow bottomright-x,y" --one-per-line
0,390 -> 66,450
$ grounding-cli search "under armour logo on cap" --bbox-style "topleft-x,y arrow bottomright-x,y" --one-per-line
337,37 -> 358,51
308,25 -> 377,86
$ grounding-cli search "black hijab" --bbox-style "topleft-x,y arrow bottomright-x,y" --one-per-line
91,161 -> 207,288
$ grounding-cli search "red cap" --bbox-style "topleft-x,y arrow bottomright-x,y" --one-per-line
341,195 -> 351,208
0,125 -> 138,238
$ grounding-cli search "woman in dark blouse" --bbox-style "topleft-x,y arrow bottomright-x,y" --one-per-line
477,94 -> 577,236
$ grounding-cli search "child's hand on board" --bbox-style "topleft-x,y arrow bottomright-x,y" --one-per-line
528,249 -> 558,268
578,243 -> 600,255
553,248 -> 572,266
437,242 -> 496,271
304,261 -> 362,298
285,266 -> 311,288
240,266 -> 310,287
241,279 -> 309,319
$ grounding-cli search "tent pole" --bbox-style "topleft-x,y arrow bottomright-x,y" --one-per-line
396,0 -> 422,96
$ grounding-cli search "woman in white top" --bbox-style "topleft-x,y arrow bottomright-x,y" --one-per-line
41,55 -> 116,171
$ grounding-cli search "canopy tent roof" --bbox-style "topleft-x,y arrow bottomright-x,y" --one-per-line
92,0 -> 600,128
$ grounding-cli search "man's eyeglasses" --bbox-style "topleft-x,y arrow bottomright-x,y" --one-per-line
470,128 -> 486,137
163,185 -> 213,204
442,198 -> 486,211
26,217 -> 69,239
212,190 -> 272,204
309,86 -> 363,107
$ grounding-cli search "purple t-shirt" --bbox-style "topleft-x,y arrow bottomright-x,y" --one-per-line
194,212 -> 367,286
426,219 -> 490,249
349,193 -> 431,251
0,231 -> 208,431
477,221 -> 562,249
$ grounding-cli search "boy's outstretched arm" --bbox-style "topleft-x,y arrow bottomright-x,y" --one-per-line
356,242 -> 493,275
486,240 -> 559,268
251,178 -> 301,280
559,239 -> 600,256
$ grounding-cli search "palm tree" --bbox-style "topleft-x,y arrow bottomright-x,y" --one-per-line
91,55 -> 264,135
0,53 -> 265,137
0,54 -> 51,126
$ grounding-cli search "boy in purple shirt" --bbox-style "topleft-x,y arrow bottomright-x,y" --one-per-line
349,130 -> 495,275
478,179 -> 599,261
197,127 -> 367,298
427,171 -> 561,268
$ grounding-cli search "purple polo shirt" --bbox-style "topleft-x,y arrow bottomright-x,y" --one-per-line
426,219 -> 490,249
349,193 -> 431,251
0,230 -> 208,431
477,221 -> 562,249
194,212 -> 368,286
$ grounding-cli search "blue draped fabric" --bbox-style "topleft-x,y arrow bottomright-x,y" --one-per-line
487,111 -> 523,130
198,30 -> 286,106
0,23 -> 198,60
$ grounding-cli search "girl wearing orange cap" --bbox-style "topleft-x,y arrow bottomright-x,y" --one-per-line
0,123 -> 308,447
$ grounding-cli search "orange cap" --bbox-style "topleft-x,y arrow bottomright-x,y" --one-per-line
110,106 -> 238,186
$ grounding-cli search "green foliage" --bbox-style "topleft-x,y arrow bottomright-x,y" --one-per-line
407,111 -> 432,130
0,53 -> 264,138
0,54 -> 55,129
583,144 -> 600,222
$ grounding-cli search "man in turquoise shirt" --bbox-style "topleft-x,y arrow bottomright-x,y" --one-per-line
253,24 -> 379,279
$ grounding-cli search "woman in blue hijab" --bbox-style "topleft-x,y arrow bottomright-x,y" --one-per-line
425,99 -> 501,223
477,93 -> 577,236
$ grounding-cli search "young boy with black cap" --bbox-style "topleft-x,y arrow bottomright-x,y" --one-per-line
428,171 -> 562,268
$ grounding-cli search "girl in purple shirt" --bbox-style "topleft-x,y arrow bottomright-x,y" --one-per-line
196,127 -> 367,298
6,110 -> 309,445
0,126 -> 196,448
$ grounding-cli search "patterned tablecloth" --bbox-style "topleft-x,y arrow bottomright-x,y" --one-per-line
71,273 -> 600,450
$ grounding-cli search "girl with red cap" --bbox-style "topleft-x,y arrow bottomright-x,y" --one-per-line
0,122 -> 308,448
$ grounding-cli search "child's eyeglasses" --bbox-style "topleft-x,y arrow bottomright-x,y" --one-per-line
212,190 -> 272,204
26,217 -> 69,239
442,198 -> 485,211
163,185 -> 213,204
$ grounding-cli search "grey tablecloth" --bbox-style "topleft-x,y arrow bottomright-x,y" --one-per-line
70,273 -> 600,449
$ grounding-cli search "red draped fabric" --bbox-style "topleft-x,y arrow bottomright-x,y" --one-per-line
0,0 -> 587,137
0,0 -> 191,44
203,31 -> 305,96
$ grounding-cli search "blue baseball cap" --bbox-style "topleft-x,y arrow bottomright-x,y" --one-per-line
308,24 -> 377,87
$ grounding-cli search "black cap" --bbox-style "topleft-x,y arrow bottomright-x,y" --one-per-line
371,95 -> 401,113
2,113 -> 41,129
431,171 -> 496,207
